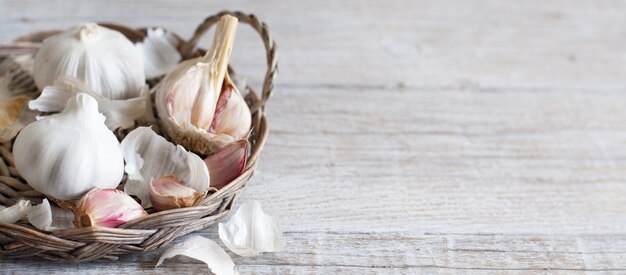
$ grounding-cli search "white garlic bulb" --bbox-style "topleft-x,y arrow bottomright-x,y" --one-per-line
156,15 -> 251,154
13,93 -> 124,200
33,23 -> 145,100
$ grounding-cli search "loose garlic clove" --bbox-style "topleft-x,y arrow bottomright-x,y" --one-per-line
14,93 -> 125,200
204,140 -> 248,190
156,15 -> 251,154
33,23 -> 145,100
149,175 -> 206,211
74,188 -> 147,228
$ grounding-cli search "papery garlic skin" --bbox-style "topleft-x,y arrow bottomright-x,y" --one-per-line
156,235 -> 236,275
149,175 -> 206,211
33,23 -> 145,100
156,15 -> 251,154
0,200 -> 31,224
136,28 -> 182,79
218,200 -> 285,257
29,76 -> 150,130
13,93 -> 124,200
75,188 -> 147,228
121,127 -> 210,207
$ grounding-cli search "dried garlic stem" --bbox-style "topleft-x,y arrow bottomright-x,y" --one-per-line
191,15 -> 238,130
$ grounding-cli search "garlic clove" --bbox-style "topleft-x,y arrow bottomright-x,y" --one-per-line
204,139 -> 248,190
14,93 -> 125,200
136,28 -> 182,79
206,74 -> 251,147
156,15 -> 248,154
33,23 -> 145,100
149,175 -> 206,211
0,199 -> 31,224
74,188 -> 147,228
26,198 -> 74,231
121,127 -> 209,207
218,200 -> 285,257
156,235 -> 236,275
29,76 -> 150,130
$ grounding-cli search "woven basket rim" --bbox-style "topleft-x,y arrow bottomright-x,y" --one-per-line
0,10 -> 277,263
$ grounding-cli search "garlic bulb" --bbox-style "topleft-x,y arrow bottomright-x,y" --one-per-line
13,93 -> 124,200
33,23 -> 145,100
75,188 -> 147,228
149,175 -> 206,211
156,15 -> 251,154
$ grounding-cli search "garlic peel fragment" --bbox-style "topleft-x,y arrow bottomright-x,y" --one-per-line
149,175 -> 206,211
75,188 -> 147,228
156,235 -> 236,275
121,127 -> 209,207
14,93 -> 125,200
218,200 -> 285,257
29,76 -> 150,130
204,139 -> 248,189
26,198 -> 74,231
0,199 -> 31,224
136,28 -> 182,79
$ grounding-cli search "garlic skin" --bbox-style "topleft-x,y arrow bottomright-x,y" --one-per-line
13,93 -> 124,200
136,28 -> 182,79
121,127 -> 209,207
0,200 -> 31,224
33,23 -> 145,100
218,200 -> 285,257
156,235 -> 236,275
149,175 -> 206,211
75,188 -> 147,228
156,15 -> 251,154
26,198 -> 75,231
29,76 -> 151,130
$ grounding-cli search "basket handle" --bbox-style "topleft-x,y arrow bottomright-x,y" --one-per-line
180,11 -> 277,112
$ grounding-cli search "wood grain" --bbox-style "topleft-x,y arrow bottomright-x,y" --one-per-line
1,0 -> 626,274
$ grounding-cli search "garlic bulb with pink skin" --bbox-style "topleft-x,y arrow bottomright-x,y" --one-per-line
74,188 -> 147,228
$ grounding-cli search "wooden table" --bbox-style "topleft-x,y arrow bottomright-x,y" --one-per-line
1,1 -> 625,273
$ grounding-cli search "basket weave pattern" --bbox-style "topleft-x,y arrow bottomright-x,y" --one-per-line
0,11 -> 276,263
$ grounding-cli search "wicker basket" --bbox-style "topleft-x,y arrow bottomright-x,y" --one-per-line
0,10 -> 276,263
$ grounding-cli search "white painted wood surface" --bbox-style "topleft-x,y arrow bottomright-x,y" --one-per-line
1,0 -> 626,273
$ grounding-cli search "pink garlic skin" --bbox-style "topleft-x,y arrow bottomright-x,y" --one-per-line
75,188 -> 147,228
